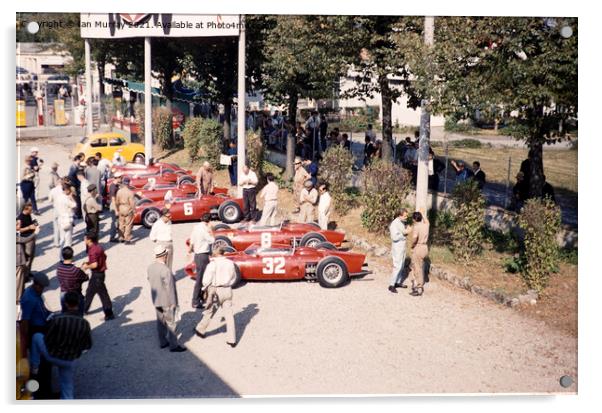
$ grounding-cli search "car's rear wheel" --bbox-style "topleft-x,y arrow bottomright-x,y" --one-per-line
315,241 -> 337,251
213,223 -> 231,231
133,153 -> 145,163
213,235 -> 234,251
316,256 -> 349,288
142,208 -> 161,229
177,175 -> 195,185
218,201 -> 243,224
300,232 -> 326,248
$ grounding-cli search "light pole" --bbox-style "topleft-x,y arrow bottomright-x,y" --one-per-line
236,15 -> 247,198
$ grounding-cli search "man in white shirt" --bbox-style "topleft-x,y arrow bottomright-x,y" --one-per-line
388,209 -> 411,293
189,214 -> 215,308
299,180 -> 318,224
149,208 -> 174,271
77,171 -> 90,220
317,183 -> 332,230
258,173 -> 278,226
194,247 -> 238,347
56,183 -> 77,249
48,177 -> 69,247
239,165 -> 259,222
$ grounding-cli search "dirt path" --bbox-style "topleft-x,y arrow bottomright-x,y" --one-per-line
21,140 -> 577,397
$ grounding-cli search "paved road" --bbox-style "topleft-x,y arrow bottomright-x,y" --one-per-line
19,138 -> 577,397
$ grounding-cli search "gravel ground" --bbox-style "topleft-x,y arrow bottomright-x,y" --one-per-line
19,139 -> 577,398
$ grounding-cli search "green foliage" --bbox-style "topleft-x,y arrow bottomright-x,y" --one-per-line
483,228 -> 521,254
319,145 -> 356,215
246,130 -> 265,181
559,247 -> 578,265
450,180 -> 486,263
152,108 -> 174,150
427,210 -> 455,246
451,139 -> 482,148
183,118 -> 223,165
502,256 -> 524,274
182,118 -> 204,161
135,103 -> 145,142
444,117 -> 478,134
517,198 -> 562,294
360,160 -> 412,233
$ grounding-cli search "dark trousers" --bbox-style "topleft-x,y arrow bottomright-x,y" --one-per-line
84,271 -> 113,316
20,181 -> 38,211
191,253 -> 210,306
74,190 -> 83,219
85,212 -> 99,238
155,307 -> 179,349
243,187 -> 257,221
228,164 -> 237,186
109,209 -> 119,240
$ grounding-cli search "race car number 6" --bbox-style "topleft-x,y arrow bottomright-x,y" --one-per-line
262,257 -> 285,274
184,202 -> 193,216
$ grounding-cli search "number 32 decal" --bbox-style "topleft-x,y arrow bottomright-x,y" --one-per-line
262,257 -> 285,274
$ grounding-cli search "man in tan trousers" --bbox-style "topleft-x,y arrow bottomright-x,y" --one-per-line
293,157 -> 310,213
299,180 -> 318,223
115,176 -> 136,244
194,247 -> 238,347
408,211 -> 430,296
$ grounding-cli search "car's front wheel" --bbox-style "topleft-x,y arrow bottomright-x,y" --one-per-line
213,235 -> 234,251
142,208 -> 161,229
316,256 -> 349,288
177,175 -> 195,185
218,201 -> 243,224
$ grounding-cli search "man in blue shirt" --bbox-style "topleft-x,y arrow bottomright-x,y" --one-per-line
451,159 -> 473,183
303,159 -> 319,187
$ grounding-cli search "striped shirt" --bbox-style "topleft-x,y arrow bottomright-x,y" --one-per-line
57,262 -> 89,294
45,311 -> 92,361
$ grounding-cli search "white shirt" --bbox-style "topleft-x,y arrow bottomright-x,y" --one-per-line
150,219 -> 173,242
239,170 -> 258,189
189,222 -> 215,254
390,217 -> 408,243
80,178 -> 90,201
202,256 -> 237,289
318,191 -> 332,215
48,185 -> 64,218
260,181 -> 279,202
98,158 -> 111,178
56,192 -> 76,219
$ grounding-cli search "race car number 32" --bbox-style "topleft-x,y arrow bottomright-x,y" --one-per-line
262,257 -> 285,274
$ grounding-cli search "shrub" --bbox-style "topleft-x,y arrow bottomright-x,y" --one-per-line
183,117 -> 204,161
517,198 -> 562,294
152,107 -> 174,150
135,102 -> 145,141
360,160 -> 412,233
246,130 -> 265,182
502,256 -> 524,274
444,117 -> 478,133
198,118 -> 223,166
319,145 -> 356,215
450,180 -> 486,264
451,138 -> 482,148
427,209 -> 455,246
483,228 -> 521,254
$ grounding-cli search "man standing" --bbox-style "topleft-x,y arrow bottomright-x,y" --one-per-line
115,176 -> 135,244
147,245 -> 186,352
68,154 -> 83,219
388,209 -> 411,293
472,161 -> 486,190
408,211 -> 430,297
299,180 -> 318,224
16,220 -> 36,304
304,158 -> 319,187
82,233 -> 115,320
363,136 -> 375,168
57,246 -> 88,314
189,214 -> 214,309
293,157 -> 310,214
317,183 -> 332,231
319,114 -> 328,151
56,184 -> 77,250
149,208 -> 174,271
77,170 -> 91,217
29,291 -> 92,399
450,160 -> 473,184
258,173 -> 278,226
29,147 -> 42,201
20,156 -> 38,214
48,178 -> 68,247
85,158 -> 102,196
16,203 -> 38,277
96,152 -> 112,202
196,161 -> 214,195
239,165 -> 259,222
48,162 -> 61,192
194,247 -> 238,348
108,175 -> 122,242
83,184 -> 101,238
19,272 -> 51,352
227,140 -> 238,187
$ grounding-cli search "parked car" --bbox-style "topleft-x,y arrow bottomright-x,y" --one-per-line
72,132 -> 145,163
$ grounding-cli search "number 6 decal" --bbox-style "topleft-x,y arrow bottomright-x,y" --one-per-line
262,257 -> 285,274
184,202 -> 193,216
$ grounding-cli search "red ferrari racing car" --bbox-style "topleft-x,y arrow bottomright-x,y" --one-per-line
185,243 -> 371,288
133,184 -> 228,203
209,221 -> 346,251
134,192 -> 244,228
111,161 -> 191,176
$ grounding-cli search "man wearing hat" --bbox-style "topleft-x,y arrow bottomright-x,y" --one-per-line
108,175 -> 122,242
299,180 -> 318,223
48,161 -> 61,191
29,147 -> 42,200
115,176 -> 136,244
147,245 -> 186,352
149,208 -> 174,271
83,183 -> 102,238
293,157 -> 310,214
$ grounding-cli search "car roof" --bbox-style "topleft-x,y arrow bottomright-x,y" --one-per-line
86,132 -> 126,140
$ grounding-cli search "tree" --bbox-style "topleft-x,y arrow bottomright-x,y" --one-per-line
411,17 -> 577,198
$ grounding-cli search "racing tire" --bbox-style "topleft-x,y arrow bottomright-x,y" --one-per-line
218,201 -> 243,224
136,197 -> 153,207
316,256 -> 349,288
213,223 -> 231,231
315,241 -> 337,251
213,235 -> 234,250
222,245 -> 236,253
133,153 -> 145,163
300,232 -> 326,248
141,208 -> 161,229
177,175 -> 195,185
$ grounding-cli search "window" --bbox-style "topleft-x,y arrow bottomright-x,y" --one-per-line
109,137 -> 126,146
90,139 -> 107,148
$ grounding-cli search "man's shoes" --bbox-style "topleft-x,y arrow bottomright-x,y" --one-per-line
109,238 -> 120,243
192,302 -> 203,309
124,240 -> 134,245
170,346 -> 187,353
104,313 -> 115,321
388,285 -> 397,293
227,342 -> 237,348
396,283 -> 408,289
194,329 -> 206,339
160,343 -> 169,349
409,289 -> 423,297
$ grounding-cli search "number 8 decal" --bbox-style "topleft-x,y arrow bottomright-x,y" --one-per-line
262,257 -> 285,274
184,202 -> 193,216
261,232 -> 272,249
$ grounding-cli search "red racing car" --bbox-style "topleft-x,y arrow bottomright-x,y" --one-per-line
134,184 -> 228,203
111,162 -> 191,176
185,243 -> 371,288
209,221 -> 346,251
134,192 -> 244,228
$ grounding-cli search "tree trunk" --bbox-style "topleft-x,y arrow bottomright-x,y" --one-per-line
223,101 -> 232,143
379,74 -> 393,161
285,94 -> 299,181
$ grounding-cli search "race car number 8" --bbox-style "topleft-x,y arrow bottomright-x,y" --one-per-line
262,257 -> 285,274
261,232 -> 272,248
184,202 -> 193,216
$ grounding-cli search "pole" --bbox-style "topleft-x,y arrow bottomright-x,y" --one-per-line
504,156 -> 512,208
84,39 -> 93,137
144,37 -> 152,165
443,136 -> 449,194
237,15 -> 247,198
415,16 -> 435,213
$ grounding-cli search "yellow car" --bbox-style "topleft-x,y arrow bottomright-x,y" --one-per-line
71,132 -> 146,162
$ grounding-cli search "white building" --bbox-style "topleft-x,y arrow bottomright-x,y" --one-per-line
16,42 -> 73,82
